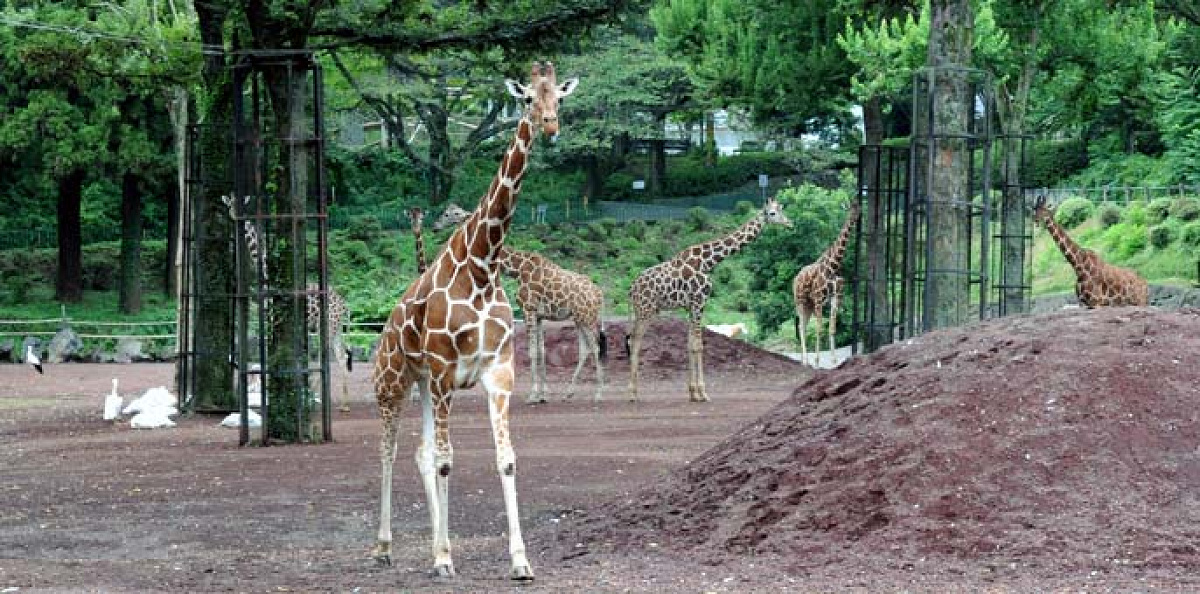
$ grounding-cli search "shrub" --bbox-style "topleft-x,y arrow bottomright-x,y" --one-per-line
1098,205 -> 1122,228
1102,222 -> 1146,259
1053,197 -> 1094,228
1148,198 -> 1173,224
734,200 -> 756,216
346,216 -> 384,242
1148,222 -> 1177,249
1024,139 -> 1089,188
624,219 -> 646,241
1169,197 -> 1200,222
1181,221 -> 1200,250
1122,201 -> 1148,226
686,207 -> 713,232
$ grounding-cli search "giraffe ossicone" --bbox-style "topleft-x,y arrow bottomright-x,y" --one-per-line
792,200 -> 861,368
1032,195 -> 1148,307
371,61 -> 577,581
627,196 -> 792,402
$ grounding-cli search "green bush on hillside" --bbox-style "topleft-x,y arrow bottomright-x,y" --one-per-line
1054,197 -> 1094,228
734,200 -> 756,216
1098,205 -> 1122,228
1169,197 -> 1200,222
686,207 -> 713,232
1026,139 -> 1089,188
1148,198 -> 1173,224
1181,221 -> 1200,250
625,219 -> 646,241
1149,222 -> 1177,249
1121,201 -> 1148,226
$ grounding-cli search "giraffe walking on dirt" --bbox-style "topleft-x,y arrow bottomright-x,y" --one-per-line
370,62 -> 578,581
792,200 -> 861,368
496,247 -> 607,403
627,197 -> 791,402
1032,196 -> 1148,307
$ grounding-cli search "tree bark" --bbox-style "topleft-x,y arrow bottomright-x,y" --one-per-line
55,169 -> 85,303
426,104 -> 454,205
583,155 -> 604,205
118,172 -> 144,314
649,113 -> 667,196
189,0 -> 236,413
924,0 -> 974,330
862,97 -> 891,351
704,111 -> 717,165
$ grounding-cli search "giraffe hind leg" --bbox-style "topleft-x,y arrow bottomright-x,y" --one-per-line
372,372 -> 412,566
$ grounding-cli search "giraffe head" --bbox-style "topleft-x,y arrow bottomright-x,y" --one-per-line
431,202 -> 471,232
406,206 -> 424,232
504,61 -> 579,137
220,194 -> 252,219
762,196 -> 793,228
1031,195 -> 1053,226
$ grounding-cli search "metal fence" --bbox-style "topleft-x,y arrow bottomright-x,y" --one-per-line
1031,185 -> 1200,205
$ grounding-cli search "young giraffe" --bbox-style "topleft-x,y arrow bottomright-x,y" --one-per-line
407,206 -> 429,274
627,197 -> 792,402
371,62 -> 578,580
1032,195 -> 1148,307
222,195 -> 353,412
496,247 -> 607,403
792,200 -> 862,368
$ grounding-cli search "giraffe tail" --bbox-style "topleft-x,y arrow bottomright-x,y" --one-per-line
345,347 -> 353,373
794,315 -> 800,343
597,324 -> 608,363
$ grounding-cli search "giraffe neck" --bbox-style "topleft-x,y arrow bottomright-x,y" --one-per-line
413,222 -> 427,274
820,209 -> 859,274
463,115 -> 536,265
695,215 -> 765,274
1042,215 -> 1086,270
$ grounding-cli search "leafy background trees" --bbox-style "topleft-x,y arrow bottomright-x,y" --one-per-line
1,0 -> 1199,368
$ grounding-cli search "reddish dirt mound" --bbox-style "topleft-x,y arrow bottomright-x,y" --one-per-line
554,308 -> 1200,577
513,318 -> 802,379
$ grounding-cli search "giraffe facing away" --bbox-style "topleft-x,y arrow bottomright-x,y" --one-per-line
496,247 -> 607,403
1032,195 -> 1148,307
222,195 -> 353,412
370,61 -> 578,580
792,200 -> 861,368
627,197 -> 792,402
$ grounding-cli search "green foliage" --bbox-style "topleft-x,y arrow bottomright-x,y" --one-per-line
733,200 -> 755,216
1025,140 -> 1089,188
625,219 -> 647,241
1148,198 -> 1173,224
1101,222 -> 1147,259
1182,221 -> 1200,251
686,207 -> 713,232
1148,221 -> 1177,249
1169,197 -> 1200,222
1122,201 -> 1148,226
1098,205 -> 1122,228
1054,197 -> 1094,228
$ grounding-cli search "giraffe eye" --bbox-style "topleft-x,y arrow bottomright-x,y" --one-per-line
524,96 -> 533,105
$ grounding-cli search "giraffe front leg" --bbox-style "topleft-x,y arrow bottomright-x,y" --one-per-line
525,317 -> 547,404
797,307 -> 811,367
415,374 -> 455,577
482,362 -> 534,581
812,308 -> 825,369
627,319 -> 646,402
687,315 -> 708,402
828,283 -> 842,365
591,327 -> 605,402
372,380 -> 409,566
563,326 -> 589,400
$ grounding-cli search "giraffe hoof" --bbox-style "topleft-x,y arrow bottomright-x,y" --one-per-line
338,406 -> 351,413
510,564 -> 535,581
690,394 -> 710,403
371,544 -> 392,567
524,397 -> 548,405
432,563 -> 456,578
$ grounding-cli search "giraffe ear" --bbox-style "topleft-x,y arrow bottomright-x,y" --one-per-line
505,79 -> 528,100
557,78 -> 579,98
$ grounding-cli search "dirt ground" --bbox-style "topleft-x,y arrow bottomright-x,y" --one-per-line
3,312 -> 1200,592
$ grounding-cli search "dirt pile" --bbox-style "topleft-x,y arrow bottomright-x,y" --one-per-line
513,318 -> 802,379
555,308 -> 1200,575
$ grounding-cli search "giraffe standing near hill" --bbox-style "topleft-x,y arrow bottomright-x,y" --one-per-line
1032,195 -> 1149,307
370,61 -> 578,580
627,197 -> 792,402
496,247 -> 607,403
792,200 -> 861,368
222,195 -> 353,412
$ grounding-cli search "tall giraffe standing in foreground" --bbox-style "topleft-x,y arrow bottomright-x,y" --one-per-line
222,195 -> 353,412
792,200 -> 861,368
627,198 -> 791,402
371,62 -> 578,580
496,247 -> 607,403
1032,195 -> 1148,307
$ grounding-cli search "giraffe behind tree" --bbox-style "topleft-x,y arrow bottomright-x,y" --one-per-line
792,200 -> 861,368
627,197 -> 792,402
1033,195 -> 1148,307
370,61 -> 578,581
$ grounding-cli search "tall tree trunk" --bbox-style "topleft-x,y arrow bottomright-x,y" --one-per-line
925,0 -> 974,330
997,16 -> 1041,316
427,105 -> 453,205
55,169 -> 85,303
166,180 -> 179,295
190,0 -> 236,413
862,97 -> 891,351
649,113 -> 667,196
166,87 -> 188,298
704,111 -> 717,166
583,155 -> 603,206
264,64 -> 314,443
118,172 -> 144,314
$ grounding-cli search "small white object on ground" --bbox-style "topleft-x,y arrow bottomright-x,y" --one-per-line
220,410 -> 262,428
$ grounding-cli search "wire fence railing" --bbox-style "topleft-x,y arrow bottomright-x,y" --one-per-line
0,306 -> 177,351
1029,185 -> 1200,205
